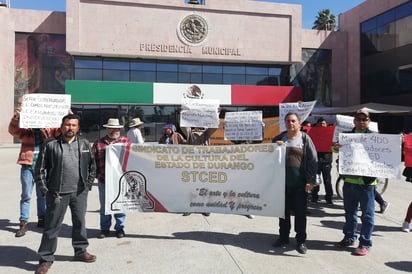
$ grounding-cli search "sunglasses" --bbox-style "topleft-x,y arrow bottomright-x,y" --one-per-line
355,118 -> 369,122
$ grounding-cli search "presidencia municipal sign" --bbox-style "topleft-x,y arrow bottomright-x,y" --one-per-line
104,143 -> 286,218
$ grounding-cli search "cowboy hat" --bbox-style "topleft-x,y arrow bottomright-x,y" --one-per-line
103,118 -> 124,128
129,118 -> 144,127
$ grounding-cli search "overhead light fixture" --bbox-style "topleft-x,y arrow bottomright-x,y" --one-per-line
188,0 -> 200,4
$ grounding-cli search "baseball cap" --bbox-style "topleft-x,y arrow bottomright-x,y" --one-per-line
355,108 -> 369,118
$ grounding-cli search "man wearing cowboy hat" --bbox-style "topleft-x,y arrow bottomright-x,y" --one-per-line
127,117 -> 145,144
92,118 -> 130,239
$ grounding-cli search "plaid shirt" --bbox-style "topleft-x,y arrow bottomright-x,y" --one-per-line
8,116 -> 60,165
92,135 -> 130,183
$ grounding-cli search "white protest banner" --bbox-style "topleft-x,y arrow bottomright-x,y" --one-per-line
338,133 -> 402,179
333,114 -> 378,142
19,94 -> 71,128
279,101 -> 316,131
105,143 -> 285,217
224,111 -> 263,141
180,98 -> 220,128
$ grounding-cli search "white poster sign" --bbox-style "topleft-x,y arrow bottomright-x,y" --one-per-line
338,133 -> 402,179
180,98 -> 220,128
333,115 -> 378,142
279,101 -> 316,131
105,143 -> 286,217
224,111 -> 263,141
19,94 -> 71,128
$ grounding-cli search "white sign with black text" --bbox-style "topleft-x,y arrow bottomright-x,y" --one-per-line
224,111 -> 263,141
279,101 -> 316,131
338,133 -> 402,179
19,94 -> 71,128
180,98 -> 220,128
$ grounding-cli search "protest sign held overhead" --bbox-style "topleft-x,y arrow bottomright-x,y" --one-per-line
224,111 -> 263,141
180,98 -> 220,128
19,94 -> 71,128
279,101 -> 316,131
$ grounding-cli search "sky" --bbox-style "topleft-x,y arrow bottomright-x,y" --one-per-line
6,0 -> 365,29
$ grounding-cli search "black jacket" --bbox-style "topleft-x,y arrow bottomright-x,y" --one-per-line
35,135 -> 96,194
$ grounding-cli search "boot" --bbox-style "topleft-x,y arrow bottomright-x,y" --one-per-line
15,221 -> 28,237
37,216 -> 45,228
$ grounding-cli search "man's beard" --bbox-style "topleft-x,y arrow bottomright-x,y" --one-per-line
64,131 -> 75,138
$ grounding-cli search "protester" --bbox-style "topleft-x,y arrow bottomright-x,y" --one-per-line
272,112 -> 318,254
402,131 -> 412,182
158,124 -> 186,144
182,126 -> 217,217
333,108 -> 377,256
127,117 -> 144,144
93,118 -> 130,239
182,126 -> 217,147
375,190 -> 389,214
403,166 -> 412,182
8,101 -> 61,237
402,134 -> 412,232
301,120 -> 311,132
311,117 -> 334,204
401,202 -> 412,232
34,114 -> 96,274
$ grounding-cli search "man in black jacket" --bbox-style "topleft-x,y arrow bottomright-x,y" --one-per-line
34,114 -> 97,274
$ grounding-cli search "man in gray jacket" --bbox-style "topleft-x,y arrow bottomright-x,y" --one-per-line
272,112 -> 318,254
34,114 -> 96,274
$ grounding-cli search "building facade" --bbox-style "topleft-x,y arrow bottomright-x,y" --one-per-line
1,0 -> 411,144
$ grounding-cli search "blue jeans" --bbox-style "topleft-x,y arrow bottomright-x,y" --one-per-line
20,165 -> 46,221
98,182 -> 126,231
342,182 -> 375,247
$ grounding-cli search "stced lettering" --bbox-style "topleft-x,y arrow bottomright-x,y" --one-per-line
181,171 -> 227,183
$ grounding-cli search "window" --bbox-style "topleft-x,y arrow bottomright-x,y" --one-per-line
73,57 -> 289,86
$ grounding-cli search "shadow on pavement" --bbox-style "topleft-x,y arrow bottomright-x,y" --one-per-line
385,261 -> 412,272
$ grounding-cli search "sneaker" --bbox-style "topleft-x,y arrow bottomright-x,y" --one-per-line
245,215 -> 254,219
272,238 -> 289,248
402,221 -> 410,232
116,229 -> 125,238
201,213 -> 210,217
296,243 -> 307,254
380,201 -> 389,213
335,239 -> 355,249
352,246 -> 369,256
97,230 -> 110,239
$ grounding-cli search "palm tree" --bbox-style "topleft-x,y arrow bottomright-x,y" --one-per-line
312,9 -> 336,31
